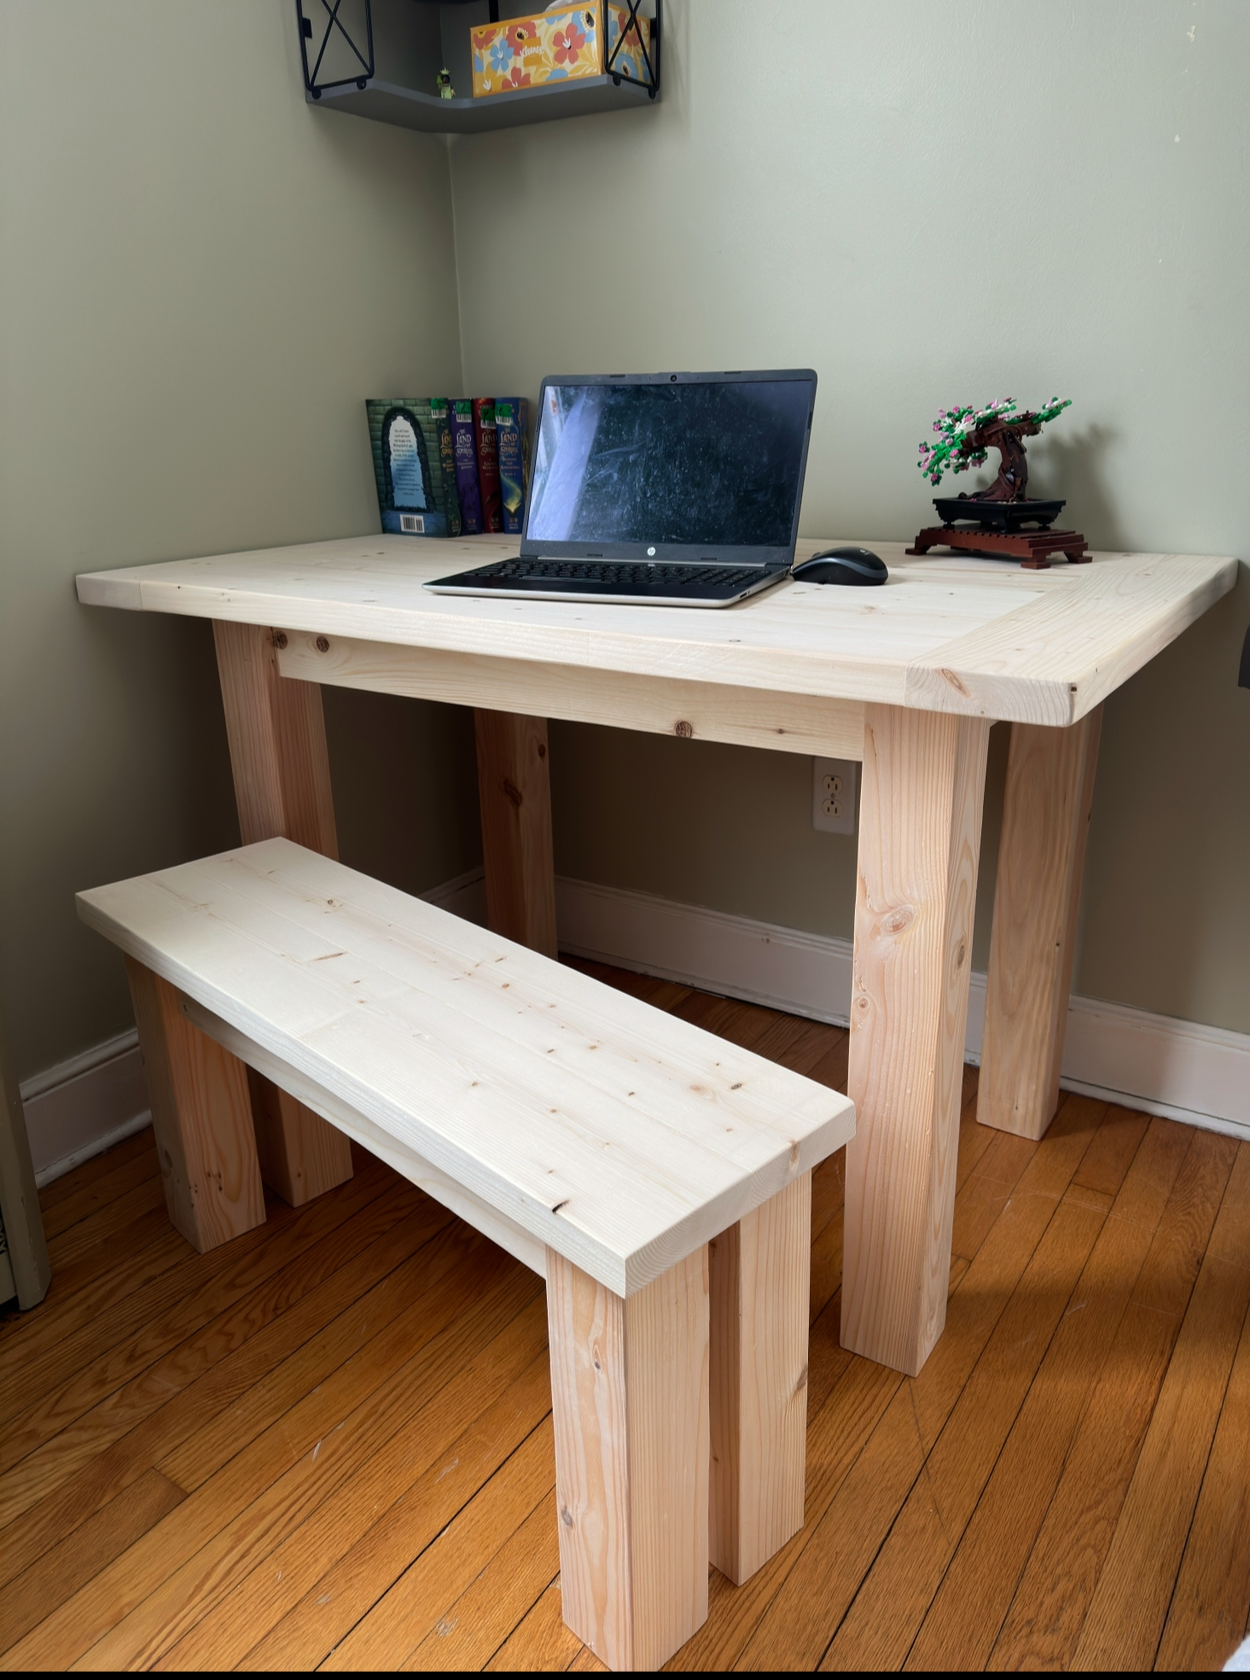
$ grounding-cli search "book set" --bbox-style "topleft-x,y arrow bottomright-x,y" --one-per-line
366,397 -> 530,539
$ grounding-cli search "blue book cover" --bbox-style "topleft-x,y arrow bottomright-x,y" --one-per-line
366,398 -> 462,537
495,398 -> 530,535
450,400 -> 483,534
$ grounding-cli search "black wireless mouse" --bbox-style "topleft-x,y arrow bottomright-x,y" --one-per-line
791,547 -> 888,586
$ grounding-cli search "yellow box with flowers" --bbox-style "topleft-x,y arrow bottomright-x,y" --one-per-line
470,3 -> 652,98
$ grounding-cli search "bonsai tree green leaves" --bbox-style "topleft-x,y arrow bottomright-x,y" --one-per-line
918,397 -> 1072,502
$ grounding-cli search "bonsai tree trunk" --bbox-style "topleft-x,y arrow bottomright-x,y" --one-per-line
967,417 -> 1039,502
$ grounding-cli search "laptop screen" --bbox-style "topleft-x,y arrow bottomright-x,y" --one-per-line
524,371 -> 816,563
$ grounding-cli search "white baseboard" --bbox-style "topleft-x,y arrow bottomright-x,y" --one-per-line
21,1030 -> 152,1187
24,865 -> 1249,1188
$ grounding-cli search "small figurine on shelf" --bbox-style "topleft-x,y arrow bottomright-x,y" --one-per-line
436,67 -> 455,99
908,396 -> 1092,569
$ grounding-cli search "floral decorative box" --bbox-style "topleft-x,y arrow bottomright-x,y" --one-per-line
471,3 -> 651,98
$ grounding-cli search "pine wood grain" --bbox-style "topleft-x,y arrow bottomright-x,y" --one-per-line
474,708 -> 558,957
978,709 -> 1102,1139
245,1063 -> 353,1207
124,958 -> 265,1253
709,1174 -> 811,1585
280,629 -> 867,761
989,1127 -> 1238,1670
76,536 -> 1237,727
546,1246 -> 710,1671
8,974 -> 1246,1675
841,703 -> 990,1374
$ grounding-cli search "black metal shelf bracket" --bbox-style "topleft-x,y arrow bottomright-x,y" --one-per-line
605,0 -> 661,99
296,0 -> 374,99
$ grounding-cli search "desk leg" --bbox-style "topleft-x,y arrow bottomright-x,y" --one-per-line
126,958 -> 265,1253
474,709 -> 558,957
212,620 -> 354,1205
709,1172 -> 811,1584
978,710 -> 1102,1141
841,704 -> 990,1376
546,1246 -> 710,1671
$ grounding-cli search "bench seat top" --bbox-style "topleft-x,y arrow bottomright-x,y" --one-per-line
78,839 -> 854,1295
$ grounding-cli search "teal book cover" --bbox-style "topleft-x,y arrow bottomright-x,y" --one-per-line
495,398 -> 530,535
366,399 -> 463,537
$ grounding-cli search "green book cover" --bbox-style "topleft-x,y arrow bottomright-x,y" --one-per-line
366,399 -> 462,536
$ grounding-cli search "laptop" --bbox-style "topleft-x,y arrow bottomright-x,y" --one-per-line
424,369 -> 818,607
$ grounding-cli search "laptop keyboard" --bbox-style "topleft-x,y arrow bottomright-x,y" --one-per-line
468,559 -> 764,588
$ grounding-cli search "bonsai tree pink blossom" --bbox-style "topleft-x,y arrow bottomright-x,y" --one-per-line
918,397 -> 1071,502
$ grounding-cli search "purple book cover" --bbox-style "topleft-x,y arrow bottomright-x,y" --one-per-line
450,400 -> 483,534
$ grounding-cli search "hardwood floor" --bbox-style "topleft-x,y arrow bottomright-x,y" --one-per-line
2,962 -> 1248,1672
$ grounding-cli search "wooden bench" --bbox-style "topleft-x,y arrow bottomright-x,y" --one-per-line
77,837 -> 854,1670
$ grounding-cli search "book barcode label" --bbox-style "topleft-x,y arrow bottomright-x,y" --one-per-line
399,514 -> 425,534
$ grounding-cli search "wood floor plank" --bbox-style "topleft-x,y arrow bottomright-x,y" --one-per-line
484,1578 -> 581,1672
731,1094 -> 1106,1672
401,1492 -> 562,1671
810,1149 -> 844,1243
1071,1145 -> 1250,1672
0,1158 -> 395,1499
989,1127 -> 1238,1671
41,1144 -> 160,1244
160,1309 -> 552,1672
35,1126 -> 156,1217
822,1188 -> 1110,1670
808,1203 -> 844,1324
4,1235 -> 531,1670
0,1468 -> 184,1656
0,1175 -> 433,1546
1157,1245 -> 1250,1671
45,1174 -> 168,1272
319,1417 -> 557,1672
1070,1104 -> 1153,1199
951,1126 -> 1043,1261
904,1116 -> 1193,1672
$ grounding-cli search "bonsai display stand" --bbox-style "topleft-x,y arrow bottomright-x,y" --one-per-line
907,523 -> 1092,569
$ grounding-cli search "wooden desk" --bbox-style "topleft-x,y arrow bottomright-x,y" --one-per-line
77,534 -> 1237,1375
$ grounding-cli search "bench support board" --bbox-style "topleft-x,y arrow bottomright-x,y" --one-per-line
547,1244 -> 710,1671
709,1172 -> 811,1583
126,958 -> 265,1253
245,1069 -> 353,1208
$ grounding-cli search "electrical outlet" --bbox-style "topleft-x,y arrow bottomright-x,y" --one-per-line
812,757 -> 857,834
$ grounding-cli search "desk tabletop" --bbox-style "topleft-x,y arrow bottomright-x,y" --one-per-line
77,533 -> 1239,726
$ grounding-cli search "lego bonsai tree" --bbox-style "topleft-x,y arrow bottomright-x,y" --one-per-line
917,397 -> 1071,503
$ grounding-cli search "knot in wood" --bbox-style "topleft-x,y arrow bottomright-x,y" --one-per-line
674,719 -> 694,738
880,905 -> 916,938
502,778 -> 524,808
271,631 -> 288,650
315,635 -> 330,653
953,939 -> 967,971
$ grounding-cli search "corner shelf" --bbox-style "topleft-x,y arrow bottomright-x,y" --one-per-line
298,0 -> 661,137
309,71 -> 658,134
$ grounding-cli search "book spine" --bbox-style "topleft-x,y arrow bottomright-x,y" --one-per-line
495,398 -> 529,535
431,401 -> 462,537
472,399 -> 503,534
450,401 -> 483,534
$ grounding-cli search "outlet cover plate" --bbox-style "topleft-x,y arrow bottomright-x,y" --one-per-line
812,757 -> 857,835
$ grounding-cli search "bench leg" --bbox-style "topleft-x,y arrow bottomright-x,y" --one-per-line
978,710 -> 1102,1140
708,1172 -> 811,1584
545,1246 -> 709,1671
126,958 -> 265,1253
474,709 -> 558,958
841,704 -> 990,1376
212,619 -> 353,1205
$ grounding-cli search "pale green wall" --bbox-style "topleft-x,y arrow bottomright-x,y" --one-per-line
451,0 -> 1250,1035
0,1 -> 478,1079
3,0 -> 1248,1097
